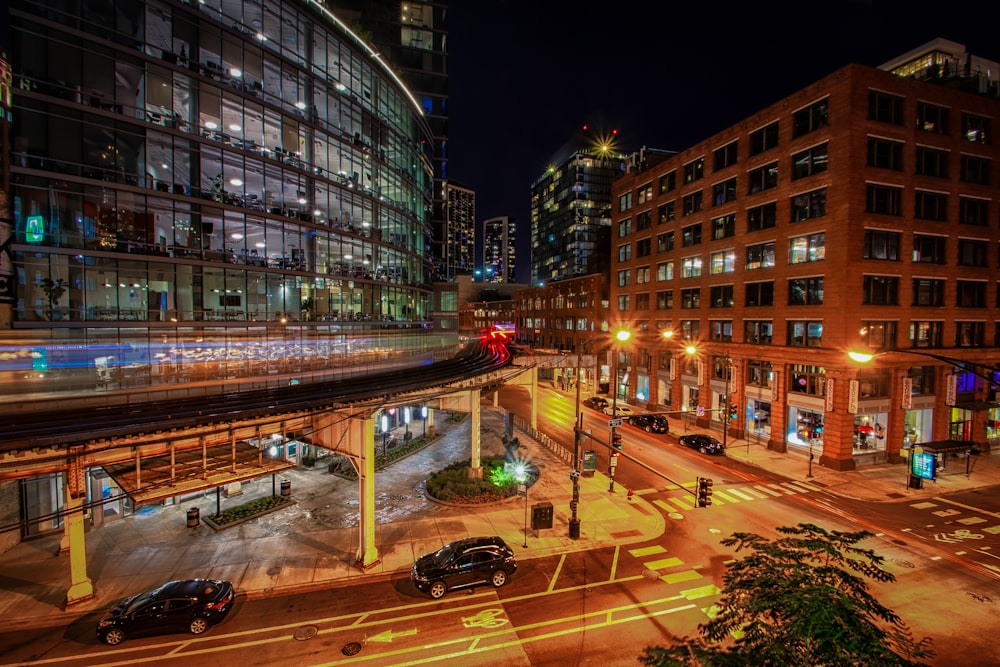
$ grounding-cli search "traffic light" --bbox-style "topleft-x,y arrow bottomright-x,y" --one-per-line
696,477 -> 713,507
729,403 -> 738,420
611,430 -> 623,452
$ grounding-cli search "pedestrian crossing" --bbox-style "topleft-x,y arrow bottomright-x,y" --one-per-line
652,479 -> 821,512
626,543 -> 723,595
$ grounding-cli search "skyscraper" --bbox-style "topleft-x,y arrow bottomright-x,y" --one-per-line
482,215 -> 516,283
442,180 -> 475,279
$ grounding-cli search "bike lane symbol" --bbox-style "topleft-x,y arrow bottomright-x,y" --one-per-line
462,608 -> 509,629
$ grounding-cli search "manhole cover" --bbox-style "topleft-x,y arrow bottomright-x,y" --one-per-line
342,641 -> 363,656
294,625 -> 319,641
667,512 -> 684,520
891,558 -> 915,569
266,566 -> 282,576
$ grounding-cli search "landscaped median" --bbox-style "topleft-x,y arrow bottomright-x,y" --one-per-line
202,495 -> 296,531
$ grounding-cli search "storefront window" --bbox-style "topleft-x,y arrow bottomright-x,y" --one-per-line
788,406 -> 823,447
854,414 -> 887,451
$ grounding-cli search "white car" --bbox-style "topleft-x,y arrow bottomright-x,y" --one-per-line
603,405 -> 634,417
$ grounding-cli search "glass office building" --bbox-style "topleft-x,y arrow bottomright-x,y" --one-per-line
4,0 -> 443,396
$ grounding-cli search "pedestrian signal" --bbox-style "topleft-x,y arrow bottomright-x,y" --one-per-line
611,431 -> 623,451
696,477 -> 714,507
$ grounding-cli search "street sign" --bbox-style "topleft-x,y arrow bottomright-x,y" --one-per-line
696,406 -> 705,417
608,418 -> 623,427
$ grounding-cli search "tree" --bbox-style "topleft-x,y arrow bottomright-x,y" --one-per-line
39,277 -> 67,319
640,523 -> 935,667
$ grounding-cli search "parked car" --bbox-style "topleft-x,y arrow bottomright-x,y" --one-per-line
582,396 -> 609,412
678,433 -> 726,455
411,536 -> 518,599
603,404 -> 635,417
97,579 -> 235,645
629,414 -> 669,434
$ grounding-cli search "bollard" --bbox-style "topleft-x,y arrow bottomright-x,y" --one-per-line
280,479 -> 291,496
186,507 -> 200,527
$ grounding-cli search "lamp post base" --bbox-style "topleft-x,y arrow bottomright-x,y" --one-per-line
568,518 -> 581,540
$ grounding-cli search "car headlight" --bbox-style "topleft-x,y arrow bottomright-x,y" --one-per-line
98,619 -> 115,628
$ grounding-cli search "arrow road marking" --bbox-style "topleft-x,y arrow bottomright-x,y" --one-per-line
369,628 -> 418,643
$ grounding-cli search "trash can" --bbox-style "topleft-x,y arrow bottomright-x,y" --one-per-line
280,479 -> 291,496
531,502 -> 554,530
186,507 -> 200,527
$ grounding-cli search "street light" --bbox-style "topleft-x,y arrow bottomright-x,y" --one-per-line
514,461 -> 529,548
421,405 -> 428,437
608,328 -> 631,493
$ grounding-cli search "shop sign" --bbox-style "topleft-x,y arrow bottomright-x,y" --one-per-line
848,380 -> 859,414
946,374 -> 956,406
825,379 -> 834,411
901,377 -> 913,410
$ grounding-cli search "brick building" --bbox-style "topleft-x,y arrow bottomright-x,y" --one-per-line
611,40 -> 1000,471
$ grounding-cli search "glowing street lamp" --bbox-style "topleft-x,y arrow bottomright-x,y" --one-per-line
608,328 -> 631,493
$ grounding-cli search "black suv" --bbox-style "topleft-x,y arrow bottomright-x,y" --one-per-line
629,414 -> 669,434
411,536 -> 517,599
582,396 -> 609,412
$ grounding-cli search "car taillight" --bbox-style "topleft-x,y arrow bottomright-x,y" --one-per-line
204,591 -> 232,611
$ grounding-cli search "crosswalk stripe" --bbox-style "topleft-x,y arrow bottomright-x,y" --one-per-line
784,482 -> 814,493
662,570 -> 702,584
742,487 -> 769,499
728,489 -> 756,501
754,485 -> 783,497
667,497 -> 695,510
793,481 -> 822,492
630,545 -> 666,557
645,557 -> 684,569
712,490 -> 740,503
769,483 -> 796,495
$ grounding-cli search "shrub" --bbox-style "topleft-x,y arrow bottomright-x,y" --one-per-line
425,456 -> 522,504
211,495 -> 291,525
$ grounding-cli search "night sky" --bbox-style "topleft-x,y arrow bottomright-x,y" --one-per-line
448,1 -> 1000,283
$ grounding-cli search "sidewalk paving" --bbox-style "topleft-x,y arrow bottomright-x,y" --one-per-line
1,400 -> 996,629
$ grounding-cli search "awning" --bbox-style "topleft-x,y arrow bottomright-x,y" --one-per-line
953,401 -> 1000,412
103,441 -> 296,505
913,440 -> 979,455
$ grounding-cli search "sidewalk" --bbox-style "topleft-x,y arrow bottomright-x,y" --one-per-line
1,400 -> 997,628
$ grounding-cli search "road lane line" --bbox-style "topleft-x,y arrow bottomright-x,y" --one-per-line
548,553 -> 566,592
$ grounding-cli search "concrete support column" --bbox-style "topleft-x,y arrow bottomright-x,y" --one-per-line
427,408 -> 436,437
468,389 -> 483,479
61,452 -> 93,606
353,415 -> 380,570
529,366 -> 538,431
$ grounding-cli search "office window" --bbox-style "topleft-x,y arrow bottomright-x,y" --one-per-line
684,157 -> 705,184
914,191 -> 948,221
868,90 -> 904,125
959,197 -> 989,226
681,256 -> 702,278
748,162 -> 779,193
789,365 -> 827,396
956,280 -> 986,307
746,241 -> 775,269
867,137 -> 904,170
656,261 -> 674,282
788,322 -> 823,347
915,146 -> 948,177
710,249 -> 736,274
865,184 -> 902,215
637,182 -> 654,204
714,140 -> 738,170
748,359 -> 775,387
956,321 -> 985,347
788,277 -> 824,305
680,320 -> 700,342
710,285 -> 734,308
682,191 -> 703,216
618,218 -> 632,237
792,143 -> 828,180
745,320 -> 773,345
619,192 -> 633,211
747,202 -> 777,231
789,232 -> 826,264
862,275 -> 899,305
657,231 -> 674,253
859,321 -> 897,350
962,113 -> 991,144
912,234 -> 946,264
658,201 -> 675,224
617,294 -> 631,312
636,210 -> 653,231
750,121 -> 779,155
910,320 -> 944,347
659,171 -> 676,194
618,243 -> 631,262
793,98 -> 829,137
712,178 -> 737,206
656,290 -> 673,310
958,238 -> 987,266
617,269 -> 631,287
745,281 -> 774,306
863,229 -> 901,260
709,320 -> 734,343
791,188 -> 827,221
682,223 -> 702,247
711,214 -> 736,240
635,292 -> 650,310
636,238 -> 652,257
917,102 -> 949,134
912,278 -> 945,306
960,155 -> 991,184
680,288 -> 701,309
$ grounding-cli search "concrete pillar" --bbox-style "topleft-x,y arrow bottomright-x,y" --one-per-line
61,454 -> 94,606
468,389 -> 483,479
529,366 -> 538,431
354,415 -> 380,570
427,408 -> 436,437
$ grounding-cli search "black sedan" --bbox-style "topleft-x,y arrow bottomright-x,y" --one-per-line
411,536 -> 517,599
582,396 -> 609,412
97,579 -> 235,645
629,414 -> 669,434
678,433 -> 726,455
